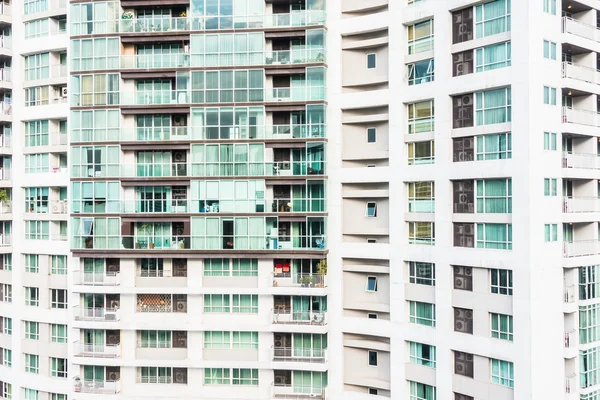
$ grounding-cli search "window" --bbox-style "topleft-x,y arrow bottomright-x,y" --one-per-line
24,254 -> 39,273
51,357 -> 67,378
368,388 -> 378,395
204,368 -> 231,385
543,0 -> 556,15
475,42 -> 511,72
25,154 -> 49,173
409,222 -> 435,245
407,59 -> 434,85
25,86 -> 50,107
544,86 -> 557,105
25,187 -> 49,212
25,220 -> 49,240
232,294 -> 258,313
408,182 -> 435,213
476,179 -> 511,213
25,353 -> 39,373
455,394 -> 474,400
543,40 -> 557,60
408,140 -> 435,165
475,0 -> 511,38
368,350 -> 378,366
491,268 -> 513,295
51,394 -> 67,400
366,53 -> 376,69
25,121 -> 49,147
477,223 -> 512,249
1,255 -> 11,271
491,358 -> 514,388
232,368 -> 258,385
25,287 -> 39,306
476,133 -> 511,160
409,262 -> 435,286
409,301 -> 436,327
1,284 -> 11,303
24,321 -> 39,340
580,304 -> 600,345
491,313 -> 513,341
232,331 -> 258,349
140,258 -> 164,277
140,330 -> 172,348
409,342 -> 436,368
366,202 -> 377,217
544,224 -> 558,242
1,382 -> 11,399
24,0 -> 47,14
24,388 -> 38,400
25,19 -> 49,39
366,276 -> 378,292
2,348 -> 11,367
51,289 -> 67,309
475,88 -> 511,126
367,127 -> 376,143
71,73 -> 120,106
409,381 -> 436,400
1,317 -> 11,334
408,100 -> 434,134
204,294 -> 231,313
408,20 -> 434,55
139,366 -> 173,384
579,265 -> 600,301
51,255 -> 67,275
544,132 -> 557,150
581,347 -> 600,388
51,324 -> 67,343
204,331 -> 230,349
24,53 -> 50,81
368,313 -> 378,319
544,178 -> 558,196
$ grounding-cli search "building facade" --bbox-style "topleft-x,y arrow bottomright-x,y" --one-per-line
0,0 -> 598,399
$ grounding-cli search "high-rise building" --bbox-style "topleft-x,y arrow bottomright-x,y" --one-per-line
2,0 -> 599,398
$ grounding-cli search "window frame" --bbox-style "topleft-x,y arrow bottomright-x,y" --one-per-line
24,353 -> 39,374
50,357 -> 67,378
409,262 -> 435,286
365,276 -> 378,292
491,268 -> 513,295
368,350 -> 378,366
366,127 -> 377,143
490,358 -> 514,388
365,202 -> 377,218
366,53 -> 377,69
490,312 -> 514,341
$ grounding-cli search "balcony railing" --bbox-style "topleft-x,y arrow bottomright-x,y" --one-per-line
563,197 -> 600,213
0,35 -> 10,50
73,306 -> 120,321
73,271 -> 120,286
272,310 -> 327,325
0,101 -> 11,116
73,234 -> 326,251
564,284 -> 576,303
51,132 -> 68,145
0,3 -> 11,16
72,124 -> 326,142
272,346 -> 327,363
565,374 -> 577,394
272,384 -> 327,399
75,379 -> 120,394
272,272 -> 326,288
564,240 -> 600,258
408,199 -> 435,213
72,11 -> 326,35
0,233 -> 11,246
562,151 -> 600,169
73,341 -> 121,358
0,135 -> 9,149
565,330 -> 576,349
562,107 -> 600,127
563,61 -> 600,86
136,302 -> 186,313
563,16 -> 600,42
118,198 -> 325,214
0,68 -> 10,83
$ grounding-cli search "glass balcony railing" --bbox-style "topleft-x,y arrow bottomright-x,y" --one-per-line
73,341 -> 121,358
72,234 -> 326,251
72,11 -> 326,35
272,346 -> 327,362
73,305 -> 121,321
272,309 -> 327,325
72,124 -> 326,142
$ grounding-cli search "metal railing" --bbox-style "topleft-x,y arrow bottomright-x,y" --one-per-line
562,61 -> 600,85
75,379 -> 120,394
73,306 -> 120,321
272,272 -> 326,288
0,233 -> 11,246
137,340 -> 174,348
0,68 -> 10,83
73,341 -> 121,358
0,3 -> 11,16
73,271 -> 120,286
563,16 -> 600,42
272,310 -> 327,325
0,35 -> 11,50
272,384 -> 327,399
272,346 -> 327,362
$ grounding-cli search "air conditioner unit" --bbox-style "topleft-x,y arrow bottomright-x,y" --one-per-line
173,116 -> 186,126
455,276 -> 467,289
464,138 -> 474,149
174,369 -> 187,384
106,333 -> 119,345
176,336 -> 188,348
454,308 -> 473,333
455,351 -> 474,377
275,376 -> 284,385
110,300 -> 120,309
462,94 -> 472,105
173,151 -> 186,162
61,87 -> 67,97
52,202 -> 61,213
174,295 -> 187,312
107,371 -> 119,381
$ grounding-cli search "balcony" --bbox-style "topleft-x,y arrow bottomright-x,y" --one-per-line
563,240 -> 600,257
272,310 -> 327,325
0,3 -> 11,17
0,233 -> 11,247
272,385 -> 327,399
565,374 -> 577,395
0,102 -> 10,116
73,271 -> 121,286
0,68 -> 10,84
562,107 -> 600,128
563,16 -> 600,43
562,152 -> 600,169
563,62 -> 600,87
564,284 -> 576,303
74,379 -> 120,395
272,273 -> 326,288
73,341 -> 121,358
73,306 -> 120,322
563,197 -> 600,213
272,346 -> 327,363
50,132 -> 68,145
0,35 -> 10,50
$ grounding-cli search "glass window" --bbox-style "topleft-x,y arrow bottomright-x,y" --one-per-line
408,100 -> 434,134
409,222 -> 435,245
367,127 -> 376,143
408,182 -> 435,213
24,53 -> 50,81
491,313 -> 513,341
491,268 -> 513,295
51,324 -> 67,343
232,294 -> 258,313
25,187 -> 49,213
475,0 -> 511,38
366,276 -> 377,292
25,287 -> 39,306
491,358 -> 514,387
51,357 -> 67,378
408,20 -> 434,54
51,394 -> 67,400
140,330 -> 172,348
409,262 -> 435,286
579,266 -> 600,301
544,178 -> 558,196
2,317 -> 11,334
51,289 -> 67,309
25,121 -> 49,146
24,321 -> 39,340
2,348 -> 11,367
476,179 -> 512,213
580,304 -> 600,345
204,331 -> 231,349
51,255 -> 67,274
409,342 -> 436,368
232,331 -> 258,349
25,220 -> 49,240
24,388 -> 38,400
543,0 -> 556,15
368,350 -> 378,366
24,353 -> 39,373
475,42 -> 511,72
25,154 -> 49,173
475,88 -> 511,125
409,301 -> 436,327
544,132 -> 557,150
407,59 -> 434,85
408,141 -> 435,165
204,294 -> 231,313
476,223 -> 512,249
543,40 -> 557,60
232,368 -> 258,385
580,347 -> 600,389
366,53 -> 376,69
1,283 -> 11,302
365,202 -> 377,217
25,86 -> 49,106
544,86 -> 557,105
544,223 -> 558,242
24,254 -> 39,273
204,368 -> 231,385
25,19 -> 49,39
24,0 -> 48,14
139,366 -> 173,384
409,381 -> 436,400
476,133 -> 511,160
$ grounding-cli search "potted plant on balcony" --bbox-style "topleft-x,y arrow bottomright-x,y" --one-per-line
0,189 -> 9,213
121,11 -> 134,32
315,259 -> 327,287
139,223 -> 154,248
